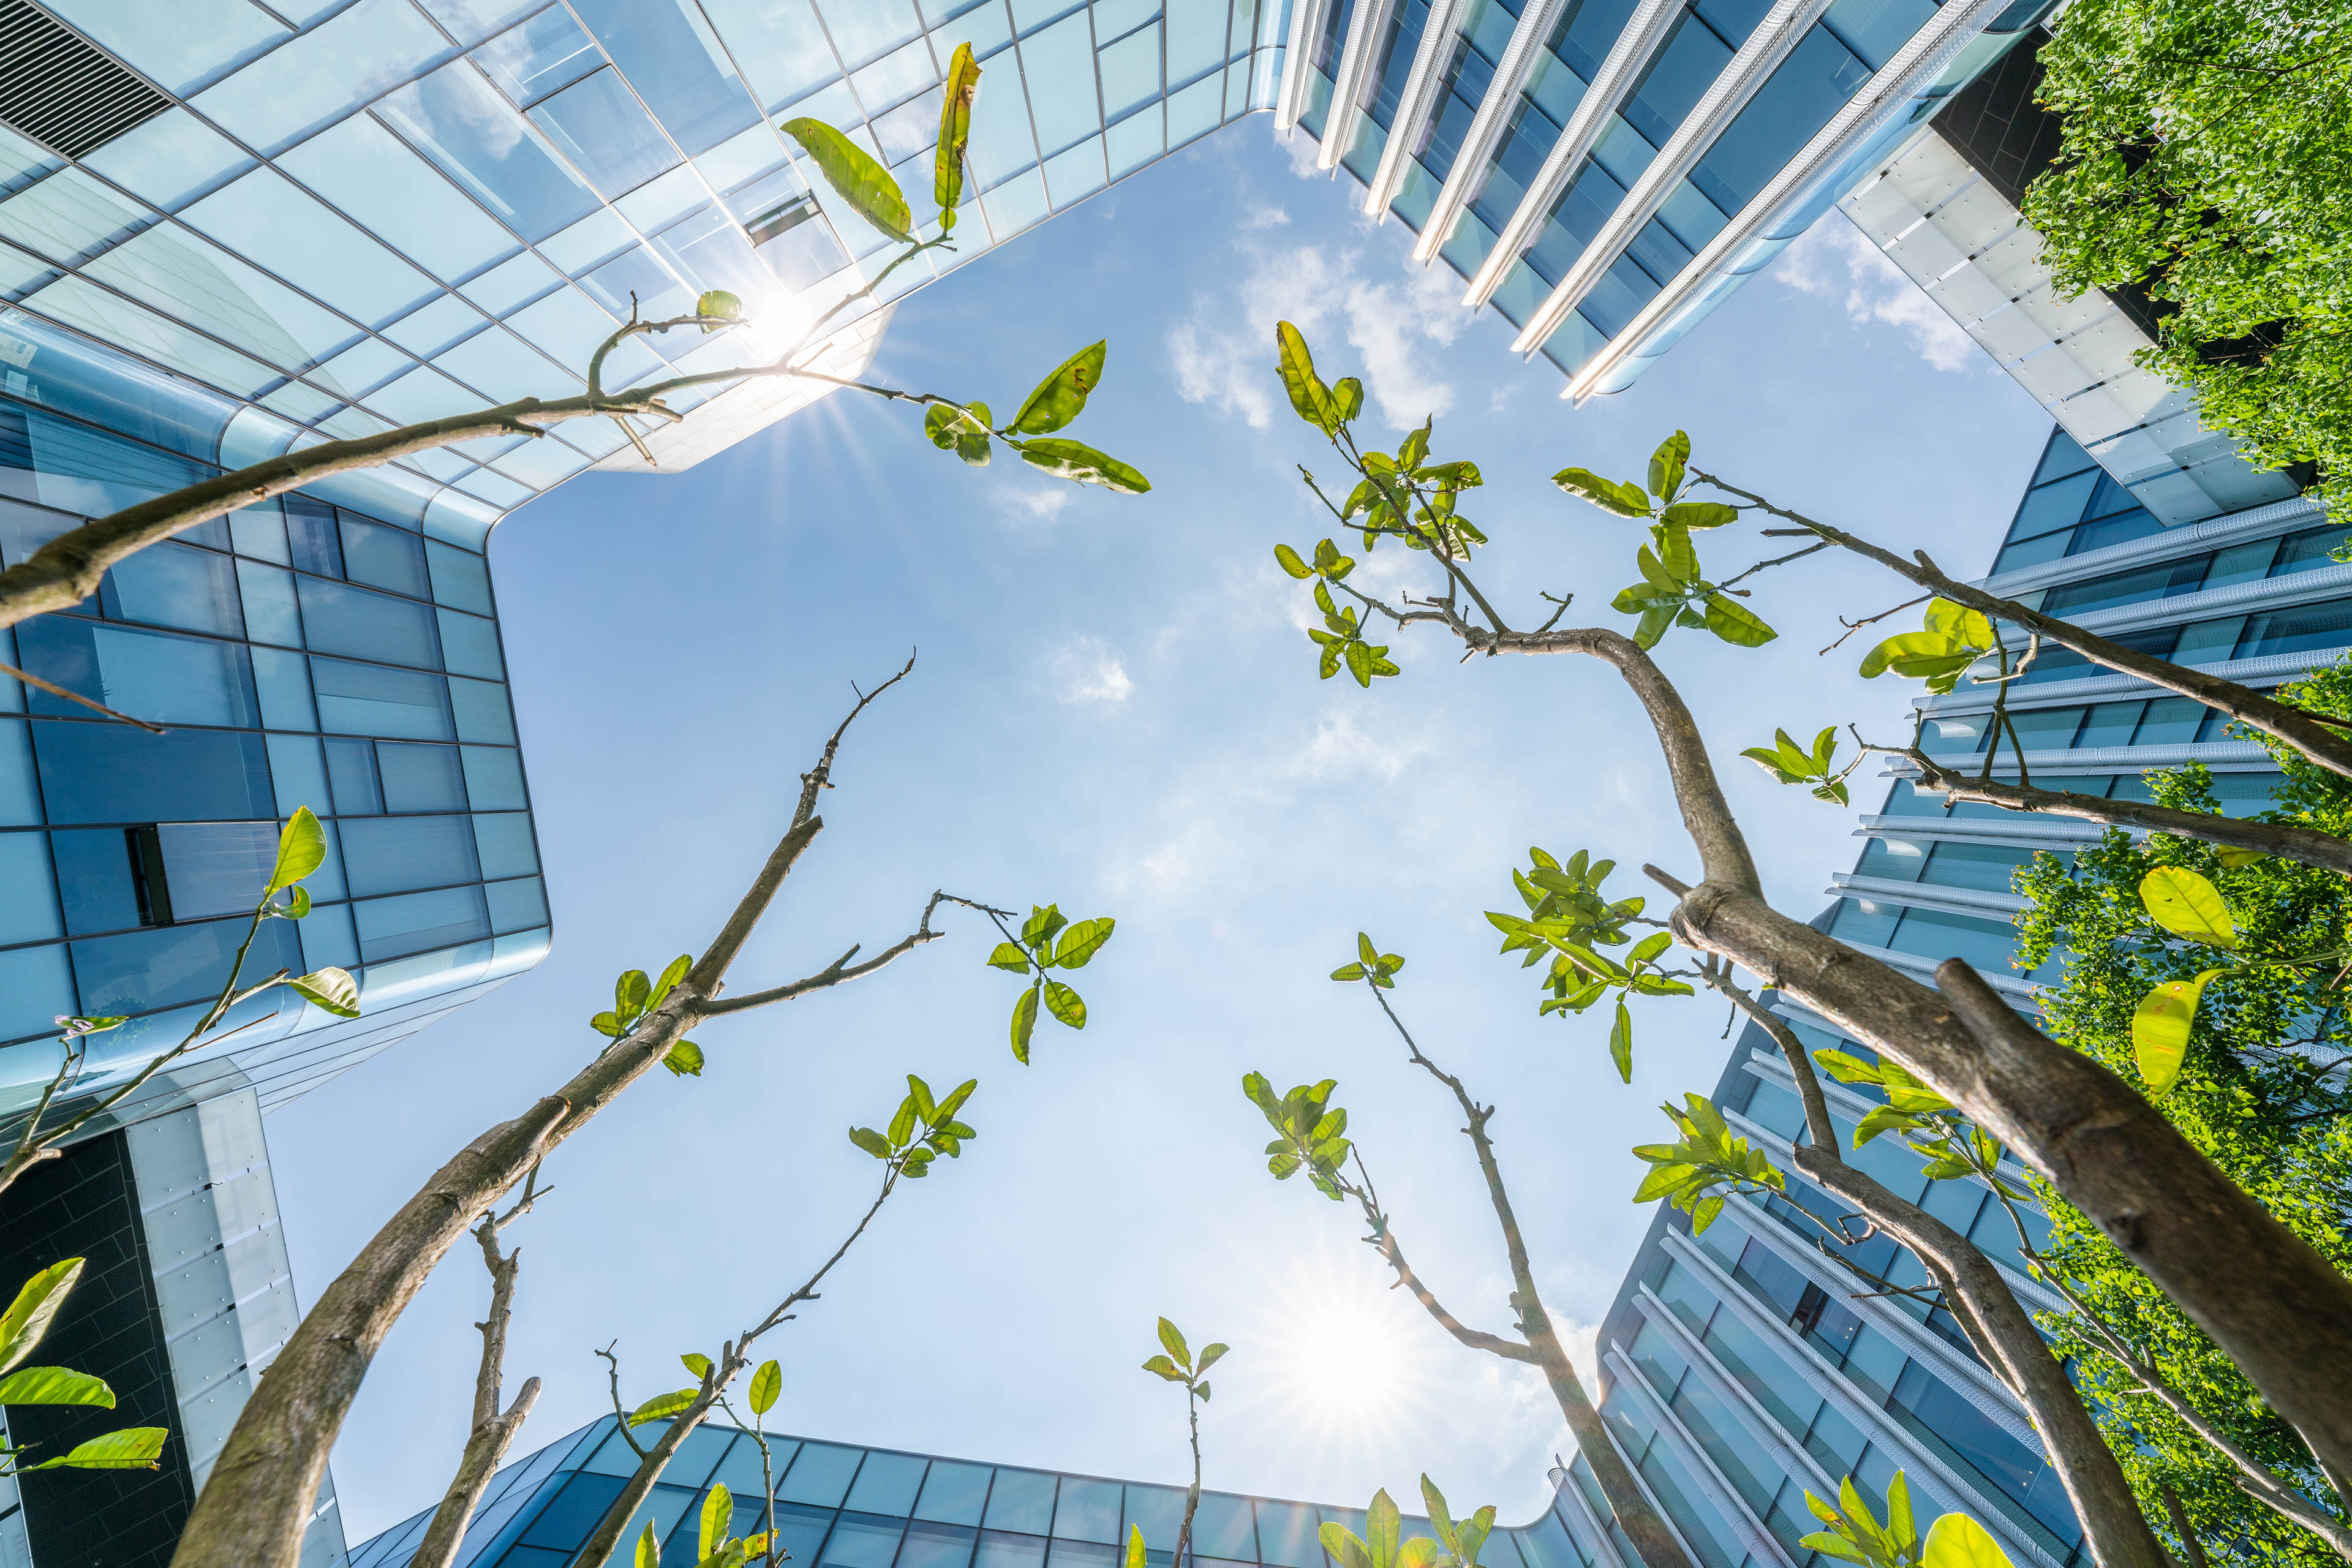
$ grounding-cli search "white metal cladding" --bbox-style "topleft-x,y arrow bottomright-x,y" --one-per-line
1362,0 -> 1469,215
1460,0 -> 1679,307
1409,0 -> 1576,264
1605,1342 -> 1799,1567
1321,0 -> 1404,168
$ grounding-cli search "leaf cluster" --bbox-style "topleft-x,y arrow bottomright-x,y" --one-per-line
1860,600 -> 2000,695
0,1260 -> 169,1478
987,904 -> 1114,1063
1557,432 -> 1774,650
1483,848 -> 1687,1080
1139,1316 -> 1227,1402
1813,1050 -> 2030,1198
1799,1472 -> 2014,1567
1242,1074 -> 1352,1200
632,1480 -> 776,1568
1275,537 -> 1400,687
590,954 -> 704,1076
1319,1483 -> 1494,1568
1330,931 -> 1404,988
1740,725 -> 1859,806
848,1074 -> 978,1179
1630,1093 -> 1785,1234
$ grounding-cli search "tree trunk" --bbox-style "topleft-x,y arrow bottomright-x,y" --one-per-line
167,821 -> 823,1568
1659,878 -> 2352,1490
570,1395 -> 723,1568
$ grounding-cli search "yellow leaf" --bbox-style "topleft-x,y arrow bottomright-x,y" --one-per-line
1921,1513 -> 2015,1567
2132,969 -> 2225,1095
2139,867 -> 2237,949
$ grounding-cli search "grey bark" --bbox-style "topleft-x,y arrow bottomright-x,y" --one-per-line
1893,750 -> 2352,876
1711,973 -> 2171,1568
1693,472 -> 2352,782
169,668 -> 946,1568
412,1212 -> 543,1568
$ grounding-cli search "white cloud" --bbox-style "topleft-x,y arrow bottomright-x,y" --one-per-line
1243,202 -> 1292,229
1051,635 -> 1132,704
1276,123 -> 1324,181
1774,215 -> 1979,374
1168,235 -> 1472,432
1286,707 -> 1426,782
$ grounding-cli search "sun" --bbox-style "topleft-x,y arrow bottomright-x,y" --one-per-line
1237,1241 -> 1442,1462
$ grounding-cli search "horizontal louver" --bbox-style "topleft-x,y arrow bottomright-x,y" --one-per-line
0,0 -> 170,158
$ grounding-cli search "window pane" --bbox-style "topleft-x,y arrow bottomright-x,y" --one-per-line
472,810 -> 538,877
72,914 -> 301,1015
1186,1497 -> 1253,1561
1254,1503 -> 1321,1568
20,618 -> 258,728
193,0 -> 455,156
326,736 -> 384,813
460,744 -> 525,808
342,515 -> 431,598
900,1521 -> 978,1568
298,579 -> 442,669
569,0 -> 760,153
426,540 -> 497,613
353,883 -> 490,960
342,813 -> 481,894
379,741 -> 468,812
179,167 -> 439,328
529,68 -> 685,198
485,874 -> 545,932
313,657 -> 452,739
973,1532 -> 1044,1568
476,6 -> 604,105
378,59 -> 604,241
0,831 -> 61,944
287,497 -> 346,577
844,1452 -> 926,1516
102,540 -> 244,636
822,1513 -> 907,1568
53,827 -> 143,935
782,1444 -> 866,1507
914,1465 -> 992,1527
156,820 -> 277,919
982,1474 -> 1055,1536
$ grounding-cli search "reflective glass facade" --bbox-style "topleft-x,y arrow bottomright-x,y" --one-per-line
352,1415 -> 1626,1568
1577,426 -> 2343,1568
0,0 -> 1291,496
1281,0 -> 2050,397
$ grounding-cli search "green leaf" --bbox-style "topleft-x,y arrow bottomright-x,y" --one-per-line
1704,594 -> 1777,648
1052,917 -> 1115,969
907,1073 -> 938,1122
1276,322 -> 1339,434
28,1427 -> 165,1471
1924,598 -> 1998,650
703,1482 -> 735,1562
638,1521 -> 663,1568
1345,639 -> 1374,687
1368,1490 -> 1400,1568
1321,1525 -> 1373,1568
592,1011 -> 626,1039
1012,342 -> 1108,435
987,941 -> 1033,973
850,1125 -> 893,1159
1017,437 -> 1150,493
1660,500 -> 1738,529
617,969 -> 651,1019
935,1078 -> 978,1123
1011,986 -> 1040,1063
1157,1317 -> 1191,1368
1331,377 -> 1364,421
1126,1526 -> 1148,1568
1553,467 -> 1652,518
933,42 -> 981,224
1196,1341 -> 1227,1373
287,967 -> 361,1019
1041,980 -> 1087,1028
2212,845 -> 2267,869
629,1389 -> 699,1426
1275,543 -> 1314,579
269,807 -> 326,892
1,1260 -> 83,1375
1140,1352 -> 1184,1382
277,885 -> 311,919
888,1096 -> 919,1148
750,1359 -> 782,1416
1853,1104 -> 1919,1147
1647,431 -> 1690,499
1610,1000 -> 1633,1084
682,1352 -> 715,1380
663,1041 -> 706,1077
696,290 -> 742,323
1885,1473 -> 1917,1555
0,1365 -> 115,1407
780,118 -> 911,240
2139,866 -> 2238,949
1921,1513 -> 2015,1567
1628,932 -> 1673,965
2132,968 -> 2226,1095
1331,963 -> 1366,982
650,956 -> 693,1008
1023,904 -> 1068,948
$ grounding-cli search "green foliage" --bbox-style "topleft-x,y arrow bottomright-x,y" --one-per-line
696,291 -> 742,330
0,1261 -> 167,1479
2023,0 -> 2352,509
1483,848 -> 1687,1080
1555,433 -> 1780,650
1629,1093 -> 1785,1232
1330,931 -> 1404,988
1319,1485 -> 1492,1568
1797,1472 -> 2013,1567
268,806 -> 326,892
748,1360 -> 782,1417
1139,1316 -> 1226,1403
1272,536 -> 1400,687
1812,1050 -> 2031,1197
1242,1074 -> 1352,1200
925,401 -> 994,466
933,43 -> 980,229
1740,725 -> 1859,806
989,905 -> 1114,1063
780,118 -> 911,240
591,955 -> 693,1042
1858,600 -> 1999,695
847,1073 -> 978,1178
2015,663 -> 2352,1562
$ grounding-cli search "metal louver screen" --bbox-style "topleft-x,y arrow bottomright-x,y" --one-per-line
0,0 -> 170,159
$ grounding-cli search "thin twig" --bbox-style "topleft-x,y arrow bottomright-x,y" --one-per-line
1,659 -> 167,732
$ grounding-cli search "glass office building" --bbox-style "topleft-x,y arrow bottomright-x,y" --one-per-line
1277,0 -> 2052,397
350,1414 -> 1632,1568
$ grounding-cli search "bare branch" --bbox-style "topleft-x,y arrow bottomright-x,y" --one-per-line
697,888 -> 1001,1017
2,660 -> 167,731
411,1213 -> 543,1568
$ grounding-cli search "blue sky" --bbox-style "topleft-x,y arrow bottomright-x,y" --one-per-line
267,120 -> 2052,1544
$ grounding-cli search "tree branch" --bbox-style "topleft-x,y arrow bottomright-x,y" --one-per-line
1692,470 -> 2352,780
410,1212 -> 543,1568
696,889 -> 1008,1017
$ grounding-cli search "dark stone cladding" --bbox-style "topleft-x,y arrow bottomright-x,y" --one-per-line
0,1129 -> 197,1568
1928,30 -> 2169,342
